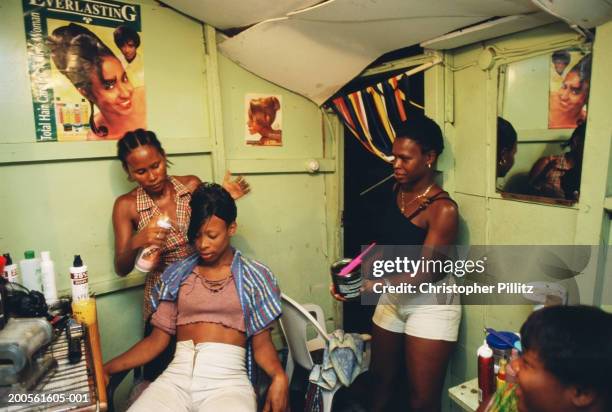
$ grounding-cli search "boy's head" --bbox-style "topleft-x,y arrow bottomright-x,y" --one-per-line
552,50 -> 571,75
113,25 -> 140,63
514,305 -> 612,412
188,183 -> 237,263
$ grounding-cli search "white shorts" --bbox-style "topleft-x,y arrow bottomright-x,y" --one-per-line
128,341 -> 256,412
372,294 -> 461,342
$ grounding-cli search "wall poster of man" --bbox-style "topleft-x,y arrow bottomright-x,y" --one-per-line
245,94 -> 283,146
23,0 -> 146,141
548,49 -> 591,130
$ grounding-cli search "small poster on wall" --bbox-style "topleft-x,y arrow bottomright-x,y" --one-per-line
245,94 -> 283,146
23,0 -> 146,142
548,49 -> 591,129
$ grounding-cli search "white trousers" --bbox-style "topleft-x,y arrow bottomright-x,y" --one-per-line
128,340 -> 256,412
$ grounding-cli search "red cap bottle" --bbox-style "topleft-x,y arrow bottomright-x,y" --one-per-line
477,342 -> 495,403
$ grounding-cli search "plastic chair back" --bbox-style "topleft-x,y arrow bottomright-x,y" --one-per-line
280,294 -> 329,370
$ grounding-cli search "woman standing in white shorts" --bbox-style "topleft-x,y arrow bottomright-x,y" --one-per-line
334,115 -> 461,412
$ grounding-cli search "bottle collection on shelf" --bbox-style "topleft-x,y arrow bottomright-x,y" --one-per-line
1,214 -> 170,305
1,250 -> 89,305
477,334 -> 520,406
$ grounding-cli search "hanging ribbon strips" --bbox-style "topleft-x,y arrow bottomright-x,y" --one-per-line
331,59 -> 439,162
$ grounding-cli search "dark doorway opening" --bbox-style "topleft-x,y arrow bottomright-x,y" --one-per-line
341,70 -> 424,333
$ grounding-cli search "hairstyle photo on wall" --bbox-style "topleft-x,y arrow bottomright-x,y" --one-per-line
245,94 -> 283,146
23,0 -> 146,142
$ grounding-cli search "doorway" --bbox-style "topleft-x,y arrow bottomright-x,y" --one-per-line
341,70 -> 424,333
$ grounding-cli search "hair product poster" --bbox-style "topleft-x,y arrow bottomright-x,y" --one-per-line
23,0 -> 146,142
548,49 -> 591,130
245,94 -> 283,146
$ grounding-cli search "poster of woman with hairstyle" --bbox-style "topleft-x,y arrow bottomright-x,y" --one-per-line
245,94 -> 283,146
23,0 -> 146,141
548,50 -> 591,129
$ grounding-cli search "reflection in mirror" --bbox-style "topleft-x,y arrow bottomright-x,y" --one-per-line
496,47 -> 591,204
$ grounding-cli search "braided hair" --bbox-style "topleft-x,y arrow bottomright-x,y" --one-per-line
117,129 -> 165,169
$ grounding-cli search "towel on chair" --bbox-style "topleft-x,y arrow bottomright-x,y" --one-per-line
308,330 -> 364,390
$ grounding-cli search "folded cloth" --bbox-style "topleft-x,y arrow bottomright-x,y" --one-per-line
309,330 -> 364,391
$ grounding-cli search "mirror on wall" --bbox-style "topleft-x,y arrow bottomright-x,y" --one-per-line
496,47 -> 591,204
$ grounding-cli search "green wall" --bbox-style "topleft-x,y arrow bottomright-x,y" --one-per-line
432,22 -> 612,407
3,0 -> 611,409
0,0 -> 340,408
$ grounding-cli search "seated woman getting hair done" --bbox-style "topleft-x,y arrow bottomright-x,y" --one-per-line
104,183 -> 288,412
113,129 -> 249,381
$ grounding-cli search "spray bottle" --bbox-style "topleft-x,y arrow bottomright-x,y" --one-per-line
40,251 -> 58,305
2,253 -> 18,283
134,215 -> 172,273
70,255 -> 89,302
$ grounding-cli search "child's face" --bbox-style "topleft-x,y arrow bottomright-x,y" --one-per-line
553,60 -> 568,75
513,350 -> 573,412
120,40 -> 137,63
194,215 -> 236,264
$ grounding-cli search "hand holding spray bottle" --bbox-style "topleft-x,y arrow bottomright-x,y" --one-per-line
135,214 -> 172,273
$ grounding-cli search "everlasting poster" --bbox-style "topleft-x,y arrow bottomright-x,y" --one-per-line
23,0 -> 146,141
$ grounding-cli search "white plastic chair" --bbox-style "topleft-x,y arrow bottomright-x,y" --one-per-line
279,293 -> 371,412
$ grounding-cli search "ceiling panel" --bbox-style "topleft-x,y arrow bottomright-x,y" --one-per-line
163,0 -> 568,105
162,0 -> 323,29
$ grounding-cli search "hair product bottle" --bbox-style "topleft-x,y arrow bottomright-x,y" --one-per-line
477,342 -> 495,403
135,216 -> 172,273
81,99 -> 90,130
20,250 -> 41,291
73,103 -> 82,133
40,251 -> 58,305
2,253 -> 18,283
63,103 -> 73,132
70,255 -> 89,302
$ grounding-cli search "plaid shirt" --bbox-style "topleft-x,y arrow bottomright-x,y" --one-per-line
136,176 -> 195,320
150,249 -> 282,383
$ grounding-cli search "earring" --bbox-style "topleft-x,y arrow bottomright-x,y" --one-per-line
427,163 -> 432,169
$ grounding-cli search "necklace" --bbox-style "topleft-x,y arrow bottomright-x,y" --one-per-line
400,183 -> 434,214
192,269 -> 233,293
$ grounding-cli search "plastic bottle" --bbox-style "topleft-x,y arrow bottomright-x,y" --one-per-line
63,103 -> 73,132
20,250 -> 41,291
81,99 -> 90,130
70,255 -> 89,302
73,103 -> 82,132
2,253 -> 18,283
134,216 -> 172,273
477,342 -> 495,403
40,251 -> 58,305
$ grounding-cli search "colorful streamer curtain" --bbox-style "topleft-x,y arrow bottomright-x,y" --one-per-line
331,73 -> 419,162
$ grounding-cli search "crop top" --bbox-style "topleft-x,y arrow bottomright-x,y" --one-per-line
151,273 -> 246,335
